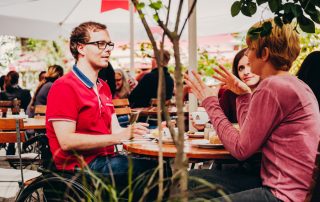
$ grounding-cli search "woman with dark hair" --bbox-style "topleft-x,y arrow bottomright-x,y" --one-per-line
297,51 -> 320,109
27,65 -> 64,117
193,48 -> 260,130
219,48 -> 260,123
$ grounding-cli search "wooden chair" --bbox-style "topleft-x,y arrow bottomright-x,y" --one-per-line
146,99 -> 172,125
0,119 -> 26,186
305,141 -> 320,202
34,105 -> 46,116
0,100 -> 21,115
112,99 -> 131,116
150,98 -> 171,107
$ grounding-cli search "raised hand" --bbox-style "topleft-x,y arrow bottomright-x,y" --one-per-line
213,65 -> 251,95
184,70 -> 220,103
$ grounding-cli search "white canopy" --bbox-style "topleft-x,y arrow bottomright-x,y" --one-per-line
0,0 -> 273,42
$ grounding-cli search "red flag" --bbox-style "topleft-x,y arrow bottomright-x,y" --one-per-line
101,0 -> 133,12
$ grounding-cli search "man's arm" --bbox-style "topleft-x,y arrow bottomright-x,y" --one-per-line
52,114 -> 148,151
52,120 -> 128,151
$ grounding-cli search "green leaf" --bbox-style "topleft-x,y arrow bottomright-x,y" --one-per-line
291,4 -> 303,17
153,14 -> 159,21
149,1 -> 162,10
260,21 -> 273,36
247,26 -> 263,40
268,0 -> 281,12
298,15 -> 316,33
231,1 -> 241,17
256,0 -> 268,6
136,2 -> 145,10
139,13 -> 145,18
241,5 -> 252,17
309,11 -> 320,24
248,2 -> 257,16
274,16 -> 283,27
283,3 -> 293,14
283,12 -> 294,24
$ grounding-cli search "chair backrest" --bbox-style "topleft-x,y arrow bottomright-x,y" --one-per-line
112,99 -> 131,116
305,141 -> 320,202
150,98 -> 171,107
35,105 -> 47,115
0,118 -> 25,186
0,100 -> 21,115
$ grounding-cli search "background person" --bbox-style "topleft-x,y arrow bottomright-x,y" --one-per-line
114,69 -> 135,99
129,50 -> 174,108
186,19 -> 320,202
27,65 -> 64,117
0,70 -> 31,155
297,51 -> 320,109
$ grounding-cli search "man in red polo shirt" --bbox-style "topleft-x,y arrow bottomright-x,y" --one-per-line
46,22 -> 164,198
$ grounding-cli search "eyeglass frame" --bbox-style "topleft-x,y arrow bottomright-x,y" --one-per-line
82,40 -> 115,51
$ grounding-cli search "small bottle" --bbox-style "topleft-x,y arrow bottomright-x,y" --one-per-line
6,108 -> 12,118
19,109 -> 26,117
204,123 -> 212,140
0,109 -> 2,118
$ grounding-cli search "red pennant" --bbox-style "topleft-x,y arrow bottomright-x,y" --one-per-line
101,0 -> 134,12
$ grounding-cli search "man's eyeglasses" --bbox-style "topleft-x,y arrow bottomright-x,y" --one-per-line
83,41 -> 114,51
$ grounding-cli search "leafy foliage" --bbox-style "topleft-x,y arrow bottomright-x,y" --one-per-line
291,28 -> 320,74
231,0 -> 320,33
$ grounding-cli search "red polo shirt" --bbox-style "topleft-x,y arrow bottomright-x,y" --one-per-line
46,65 -> 115,171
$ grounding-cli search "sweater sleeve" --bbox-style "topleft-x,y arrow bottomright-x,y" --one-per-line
202,88 -> 283,160
236,93 -> 251,127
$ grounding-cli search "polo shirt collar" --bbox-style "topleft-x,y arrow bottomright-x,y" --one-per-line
72,64 -> 100,88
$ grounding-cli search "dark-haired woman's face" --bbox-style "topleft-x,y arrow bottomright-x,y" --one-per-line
238,56 -> 260,88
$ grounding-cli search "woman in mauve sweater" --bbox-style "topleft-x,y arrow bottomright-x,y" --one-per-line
186,19 -> 320,202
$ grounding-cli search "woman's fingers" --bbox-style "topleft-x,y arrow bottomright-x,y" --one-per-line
191,70 -> 207,89
184,74 -> 202,96
212,75 -> 226,83
218,64 -> 233,77
213,67 -> 228,79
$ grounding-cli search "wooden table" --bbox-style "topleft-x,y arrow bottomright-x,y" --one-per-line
132,107 -> 188,117
123,138 -> 233,160
23,117 -> 46,130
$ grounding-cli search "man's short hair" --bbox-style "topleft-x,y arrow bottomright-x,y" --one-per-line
162,49 -> 170,66
246,19 -> 300,71
70,21 -> 107,60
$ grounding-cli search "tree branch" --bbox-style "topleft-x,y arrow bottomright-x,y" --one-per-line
179,0 -> 197,38
174,0 -> 184,33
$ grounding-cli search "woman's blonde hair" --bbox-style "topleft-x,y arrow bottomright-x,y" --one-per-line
246,19 -> 300,71
115,69 -> 131,99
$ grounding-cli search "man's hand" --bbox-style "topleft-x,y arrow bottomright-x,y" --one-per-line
116,122 -> 149,142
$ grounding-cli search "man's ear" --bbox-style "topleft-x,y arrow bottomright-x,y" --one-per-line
261,47 -> 270,62
77,43 -> 85,56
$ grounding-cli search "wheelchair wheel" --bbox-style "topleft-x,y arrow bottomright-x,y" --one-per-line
16,174 -> 97,202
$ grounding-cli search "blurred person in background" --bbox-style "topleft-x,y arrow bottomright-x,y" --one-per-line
98,62 -> 116,97
27,65 -> 64,117
0,70 -> 31,111
0,75 -> 6,92
0,70 -> 31,155
129,49 -> 174,108
114,69 -> 136,99
38,70 -> 46,82
297,51 -> 320,109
